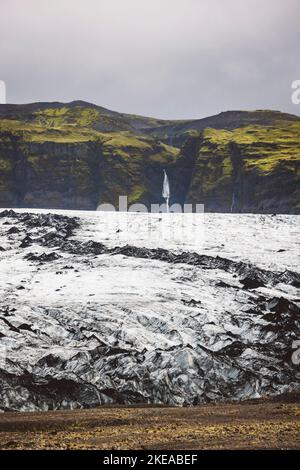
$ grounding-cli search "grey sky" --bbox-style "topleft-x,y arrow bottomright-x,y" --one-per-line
0,0 -> 299,119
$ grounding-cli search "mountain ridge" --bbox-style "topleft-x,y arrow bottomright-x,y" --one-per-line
0,101 -> 300,213
2,101 -> 299,132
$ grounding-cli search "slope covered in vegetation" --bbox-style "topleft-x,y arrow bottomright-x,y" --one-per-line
182,122 -> 300,213
0,101 -> 299,212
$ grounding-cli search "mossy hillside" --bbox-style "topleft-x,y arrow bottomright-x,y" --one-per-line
98,133 -> 180,207
202,123 -> 300,172
1,101 -> 299,144
0,117 -> 105,208
1,101 -> 300,212
186,130 -> 234,210
21,141 -> 104,209
0,118 -> 105,144
33,107 -> 100,127
147,110 -> 300,147
0,137 -> 22,200
186,122 -> 300,213
0,102 -> 179,134
0,117 -> 180,209
0,157 -> 13,192
33,106 -> 142,133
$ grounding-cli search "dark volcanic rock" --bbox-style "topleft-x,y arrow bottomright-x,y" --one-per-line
0,209 -> 17,218
239,273 -> 266,289
216,281 -> 235,288
278,270 -> 300,288
267,297 -> 300,314
20,235 -> 34,248
7,226 -> 20,234
217,341 -> 247,358
263,297 -> 300,333
25,252 -> 61,263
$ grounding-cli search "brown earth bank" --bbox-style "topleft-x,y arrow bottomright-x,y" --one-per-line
0,394 -> 300,450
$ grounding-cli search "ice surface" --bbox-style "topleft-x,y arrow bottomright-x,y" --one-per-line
0,209 -> 299,410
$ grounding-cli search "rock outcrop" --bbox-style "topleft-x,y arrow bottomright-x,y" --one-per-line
0,102 -> 300,213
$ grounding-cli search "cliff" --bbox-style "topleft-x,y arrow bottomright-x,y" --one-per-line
173,123 -> 300,213
0,101 -> 299,213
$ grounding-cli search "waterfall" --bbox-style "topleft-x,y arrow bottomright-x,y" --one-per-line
230,190 -> 236,213
162,169 -> 170,213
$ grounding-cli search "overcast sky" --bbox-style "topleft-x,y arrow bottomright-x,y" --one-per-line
0,0 -> 299,119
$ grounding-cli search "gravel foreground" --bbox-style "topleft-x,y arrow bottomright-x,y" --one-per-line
0,395 -> 299,450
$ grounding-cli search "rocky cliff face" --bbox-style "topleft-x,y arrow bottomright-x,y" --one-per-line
178,125 -> 300,214
0,126 -> 178,210
0,101 -> 299,213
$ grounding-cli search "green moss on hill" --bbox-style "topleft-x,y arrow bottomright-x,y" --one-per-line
0,111 -> 180,209
0,101 -> 299,212
185,122 -> 300,213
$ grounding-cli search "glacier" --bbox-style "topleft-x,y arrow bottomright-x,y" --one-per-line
0,209 -> 299,411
